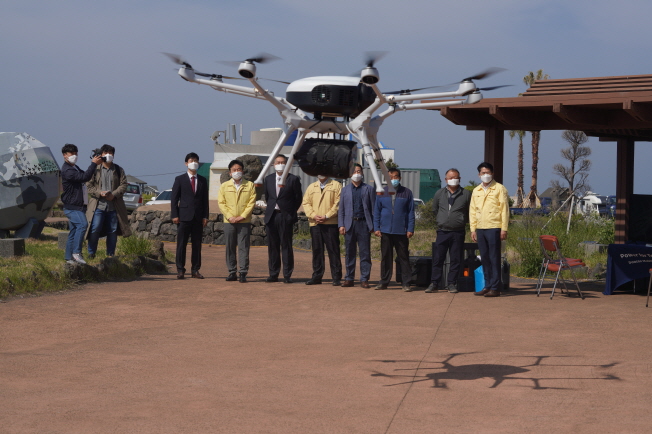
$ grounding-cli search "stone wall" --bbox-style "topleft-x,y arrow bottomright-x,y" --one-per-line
129,207 -> 310,246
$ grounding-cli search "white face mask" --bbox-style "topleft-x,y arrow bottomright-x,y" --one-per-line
231,171 -> 243,180
318,175 -> 328,181
351,173 -> 363,182
480,174 -> 492,184
104,154 -> 114,163
274,164 -> 286,173
447,178 -> 460,187
187,162 -> 199,171
67,155 -> 78,165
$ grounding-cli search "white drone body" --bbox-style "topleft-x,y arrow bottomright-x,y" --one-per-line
173,57 -> 489,195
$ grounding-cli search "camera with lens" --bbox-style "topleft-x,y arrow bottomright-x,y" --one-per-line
90,148 -> 106,162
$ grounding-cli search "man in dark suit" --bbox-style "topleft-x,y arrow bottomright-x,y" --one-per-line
338,164 -> 376,288
262,154 -> 303,283
171,152 -> 209,279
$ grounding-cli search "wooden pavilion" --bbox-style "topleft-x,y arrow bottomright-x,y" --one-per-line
432,74 -> 652,243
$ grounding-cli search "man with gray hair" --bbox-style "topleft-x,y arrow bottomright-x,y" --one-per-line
427,168 -> 471,294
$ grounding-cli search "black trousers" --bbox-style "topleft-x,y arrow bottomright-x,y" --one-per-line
266,211 -> 295,279
477,228 -> 502,291
176,217 -> 203,273
310,224 -> 342,281
431,230 -> 465,286
380,233 -> 411,286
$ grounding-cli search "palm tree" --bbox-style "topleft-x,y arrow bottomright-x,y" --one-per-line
523,69 -> 550,206
508,130 -> 526,207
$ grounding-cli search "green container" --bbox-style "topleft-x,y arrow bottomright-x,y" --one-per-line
402,168 -> 441,201
197,162 -> 211,184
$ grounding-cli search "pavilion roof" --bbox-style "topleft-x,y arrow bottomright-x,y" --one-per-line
433,73 -> 652,141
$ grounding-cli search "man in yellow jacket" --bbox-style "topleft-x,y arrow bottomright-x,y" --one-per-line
302,175 -> 343,286
469,162 -> 509,298
218,160 -> 257,283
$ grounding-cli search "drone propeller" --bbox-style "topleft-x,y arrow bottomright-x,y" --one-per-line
218,52 -> 281,67
162,52 -> 192,69
475,84 -> 513,92
384,84 -> 453,95
364,51 -> 388,68
462,67 -> 506,82
258,77 -> 291,85
194,71 -> 244,80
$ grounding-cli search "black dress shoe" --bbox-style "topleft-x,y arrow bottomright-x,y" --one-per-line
239,273 -> 247,283
484,290 -> 501,297
374,283 -> 388,290
177,272 -> 185,280
266,276 -> 279,283
475,288 -> 491,296
226,273 -> 237,281
191,272 -> 204,279
284,278 -> 293,284
305,279 -> 322,285
332,280 -> 341,286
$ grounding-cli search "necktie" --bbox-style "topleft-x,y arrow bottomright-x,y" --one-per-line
191,176 -> 196,194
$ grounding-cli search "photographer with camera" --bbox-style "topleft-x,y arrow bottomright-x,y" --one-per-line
85,144 -> 132,258
61,144 -> 103,264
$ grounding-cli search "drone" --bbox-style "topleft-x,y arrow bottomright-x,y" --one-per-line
165,52 -> 508,195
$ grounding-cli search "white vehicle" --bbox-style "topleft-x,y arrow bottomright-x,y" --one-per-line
146,189 -> 172,206
576,192 -> 608,216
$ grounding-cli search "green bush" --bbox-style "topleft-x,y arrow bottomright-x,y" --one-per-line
117,234 -> 155,257
508,213 -> 614,277
415,198 -> 437,230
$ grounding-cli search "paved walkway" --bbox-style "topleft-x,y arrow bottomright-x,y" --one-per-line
1,245 -> 651,433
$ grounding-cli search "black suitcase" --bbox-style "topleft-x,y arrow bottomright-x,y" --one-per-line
395,256 -> 432,287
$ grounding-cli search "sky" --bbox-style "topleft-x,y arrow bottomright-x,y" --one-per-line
3,0 -> 652,196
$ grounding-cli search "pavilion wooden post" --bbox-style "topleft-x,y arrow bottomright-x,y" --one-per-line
615,138 -> 635,244
483,126 -> 504,183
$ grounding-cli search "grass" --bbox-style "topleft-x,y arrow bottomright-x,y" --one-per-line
0,228 -> 172,299
508,213 -> 613,278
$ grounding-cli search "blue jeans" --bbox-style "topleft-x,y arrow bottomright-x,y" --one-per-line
64,209 -> 88,260
87,209 -> 118,256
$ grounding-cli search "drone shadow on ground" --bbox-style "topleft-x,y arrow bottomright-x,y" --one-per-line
370,353 -> 621,390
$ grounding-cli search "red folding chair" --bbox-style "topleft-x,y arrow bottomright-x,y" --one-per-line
536,235 -> 585,299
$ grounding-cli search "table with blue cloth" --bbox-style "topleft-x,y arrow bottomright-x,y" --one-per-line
604,244 -> 652,295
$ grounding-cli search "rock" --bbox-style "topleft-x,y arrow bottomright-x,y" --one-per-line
252,226 -> 266,237
213,222 -> 224,233
214,234 -> 225,245
251,215 -> 264,227
137,220 -> 147,231
143,258 -> 168,274
149,240 -> 166,260
293,239 -> 312,250
150,218 -> 162,235
251,235 -> 266,246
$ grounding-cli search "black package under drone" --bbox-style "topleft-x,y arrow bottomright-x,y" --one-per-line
294,138 -> 356,179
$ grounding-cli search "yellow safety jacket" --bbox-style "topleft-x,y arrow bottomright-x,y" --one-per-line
217,179 -> 257,223
469,180 -> 510,232
302,179 -> 342,226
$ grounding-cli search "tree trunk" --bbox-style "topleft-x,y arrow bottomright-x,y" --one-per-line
516,137 -> 524,207
530,130 -> 540,204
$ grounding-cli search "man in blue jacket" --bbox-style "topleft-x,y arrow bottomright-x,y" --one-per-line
373,168 -> 415,292
60,144 -> 103,264
339,164 -> 376,288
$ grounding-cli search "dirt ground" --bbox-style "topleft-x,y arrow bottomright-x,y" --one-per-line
2,244 -> 652,434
